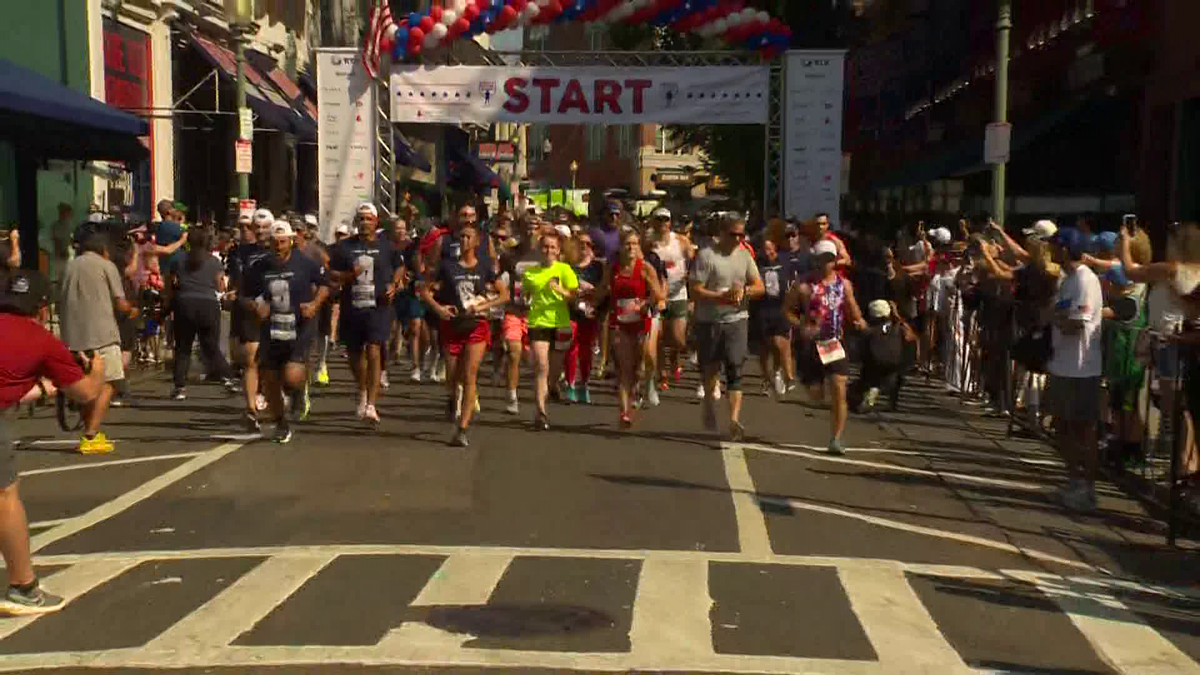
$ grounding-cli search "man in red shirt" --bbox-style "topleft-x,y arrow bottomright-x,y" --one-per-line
0,270 -> 106,615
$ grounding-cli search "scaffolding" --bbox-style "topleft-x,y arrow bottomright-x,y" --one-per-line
376,49 -> 784,216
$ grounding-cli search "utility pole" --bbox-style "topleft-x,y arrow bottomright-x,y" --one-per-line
991,0 -> 1012,225
235,27 -> 250,200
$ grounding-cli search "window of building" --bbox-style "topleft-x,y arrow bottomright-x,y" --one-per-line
588,125 -> 607,161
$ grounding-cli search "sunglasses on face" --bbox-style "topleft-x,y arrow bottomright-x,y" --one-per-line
732,232 -> 747,240
580,240 -> 594,248
787,232 -> 800,238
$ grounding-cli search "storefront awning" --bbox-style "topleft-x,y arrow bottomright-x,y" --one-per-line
396,132 -> 432,172
187,34 -> 311,139
0,58 -> 148,162
245,50 -> 317,142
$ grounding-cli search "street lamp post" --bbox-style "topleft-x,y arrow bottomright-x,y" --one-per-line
991,0 -> 1012,225
228,0 -> 253,201
569,160 -> 578,210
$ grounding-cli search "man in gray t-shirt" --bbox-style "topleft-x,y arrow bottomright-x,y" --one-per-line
59,233 -> 138,452
689,215 -> 764,441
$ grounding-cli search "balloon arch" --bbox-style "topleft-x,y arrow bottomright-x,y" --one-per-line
381,0 -> 793,62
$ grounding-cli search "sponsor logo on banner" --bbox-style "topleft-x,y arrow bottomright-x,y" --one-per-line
391,66 -> 769,125
784,52 -> 845,228
317,49 -> 375,244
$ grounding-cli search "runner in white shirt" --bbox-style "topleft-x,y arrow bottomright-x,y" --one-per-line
650,207 -> 693,392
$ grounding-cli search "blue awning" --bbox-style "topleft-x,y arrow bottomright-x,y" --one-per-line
447,141 -> 500,193
0,57 -> 149,161
396,132 -> 432,172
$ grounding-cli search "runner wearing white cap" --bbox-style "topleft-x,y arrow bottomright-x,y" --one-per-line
227,207 -> 273,431
328,203 -> 405,425
649,207 -> 692,395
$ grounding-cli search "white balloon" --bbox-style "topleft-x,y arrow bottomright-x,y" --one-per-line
431,22 -> 449,38
726,12 -> 744,26
423,33 -> 440,50
385,23 -> 398,40
713,18 -> 728,34
756,10 -> 771,24
740,7 -> 757,20
453,0 -> 468,10
442,9 -> 458,25
522,3 -> 540,20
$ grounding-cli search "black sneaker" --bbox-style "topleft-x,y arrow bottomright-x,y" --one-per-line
170,387 -> 187,401
273,421 -> 292,444
450,429 -> 469,447
244,412 -> 261,434
0,581 -> 65,616
533,411 -> 549,431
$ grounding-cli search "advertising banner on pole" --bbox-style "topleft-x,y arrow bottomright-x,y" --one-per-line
391,66 -> 769,125
783,51 -> 846,229
317,49 -> 376,244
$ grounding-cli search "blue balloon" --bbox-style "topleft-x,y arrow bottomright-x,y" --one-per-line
408,12 -> 420,26
471,18 -> 486,33
396,26 -> 410,47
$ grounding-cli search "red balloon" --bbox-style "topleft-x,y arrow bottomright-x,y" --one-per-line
408,39 -> 422,56
380,34 -> 395,54
429,5 -> 443,22
510,0 -> 528,12
419,16 -> 434,32
475,0 -> 490,11
463,4 -> 479,21
408,26 -> 425,45
452,17 -> 471,36
499,4 -> 518,25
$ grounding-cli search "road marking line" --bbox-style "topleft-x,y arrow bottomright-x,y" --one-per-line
20,452 -> 205,477
761,495 -> 1107,575
410,552 -> 511,606
28,518 -> 71,530
1034,580 -> 1200,675
721,444 -> 772,556
142,553 -> 336,653
742,442 -> 1050,492
839,567 -> 969,674
0,559 -> 138,640
30,442 -> 246,554
629,558 -> 714,665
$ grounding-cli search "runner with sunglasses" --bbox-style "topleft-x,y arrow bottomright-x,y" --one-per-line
649,207 -> 692,392
595,229 -> 665,428
422,226 -> 508,447
565,232 -> 604,404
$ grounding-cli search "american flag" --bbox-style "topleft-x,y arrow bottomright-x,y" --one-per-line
361,0 -> 394,80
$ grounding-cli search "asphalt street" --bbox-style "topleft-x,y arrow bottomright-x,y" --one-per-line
6,352 -> 1200,675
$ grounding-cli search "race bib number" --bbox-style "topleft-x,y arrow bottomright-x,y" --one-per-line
352,254 -> 376,309
816,338 -> 846,365
617,298 -> 643,323
765,270 -> 781,298
270,312 -> 298,341
267,278 -> 298,341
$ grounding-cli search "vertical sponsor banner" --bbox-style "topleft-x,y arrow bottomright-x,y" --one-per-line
783,51 -> 845,229
317,49 -> 376,244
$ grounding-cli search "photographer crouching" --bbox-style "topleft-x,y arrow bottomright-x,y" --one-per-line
0,270 -> 106,614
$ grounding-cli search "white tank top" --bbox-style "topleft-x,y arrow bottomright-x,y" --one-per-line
655,232 -> 688,302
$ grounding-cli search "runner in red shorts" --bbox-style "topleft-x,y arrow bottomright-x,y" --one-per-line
421,226 -> 508,447
596,230 -> 663,429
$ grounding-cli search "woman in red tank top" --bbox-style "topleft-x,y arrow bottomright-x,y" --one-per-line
596,230 -> 663,428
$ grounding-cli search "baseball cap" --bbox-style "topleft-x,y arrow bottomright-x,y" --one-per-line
172,201 -> 189,213
335,223 -> 353,236
1049,227 -> 1088,259
0,269 -> 49,317
651,207 -> 671,220
1023,219 -> 1058,240
867,299 -> 891,320
930,227 -> 952,246
253,209 -> 274,225
357,202 -> 378,217
812,239 -> 838,261
304,214 -> 319,229
1090,231 -> 1118,253
271,222 -> 296,238
553,224 -> 572,240
607,202 -> 622,215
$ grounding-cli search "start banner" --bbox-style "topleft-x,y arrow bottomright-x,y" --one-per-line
390,65 -> 769,125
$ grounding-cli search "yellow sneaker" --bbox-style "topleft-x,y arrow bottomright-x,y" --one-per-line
79,432 -> 114,455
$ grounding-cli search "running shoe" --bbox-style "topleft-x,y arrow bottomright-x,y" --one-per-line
273,421 -> 293,444
674,366 -> 683,382
658,379 -> 670,392
380,370 -> 390,390
79,432 -> 114,455
433,361 -> 446,383
505,395 -> 520,415
244,412 -> 261,434
171,387 -> 187,401
713,381 -> 722,400
1059,481 -> 1097,512
294,387 -> 311,421
696,383 -> 706,400
0,581 -> 65,616
774,371 -> 786,397
564,383 -> 578,403
316,365 -> 330,386
826,439 -> 845,456
729,420 -> 746,442
760,380 -> 771,397
410,368 -> 423,383
450,429 -> 469,447
256,394 -> 268,411
645,383 -> 660,408
364,404 -> 380,425
701,399 -> 717,431
533,411 -> 549,431
223,378 -> 243,394
577,383 -> 592,405
619,412 -> 633,430
356,400 -> 368,420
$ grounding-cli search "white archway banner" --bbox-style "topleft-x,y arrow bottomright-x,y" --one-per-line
390,65 -> 770,125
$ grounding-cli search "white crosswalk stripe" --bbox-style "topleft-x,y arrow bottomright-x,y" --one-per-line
5,548 -> 1199,674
